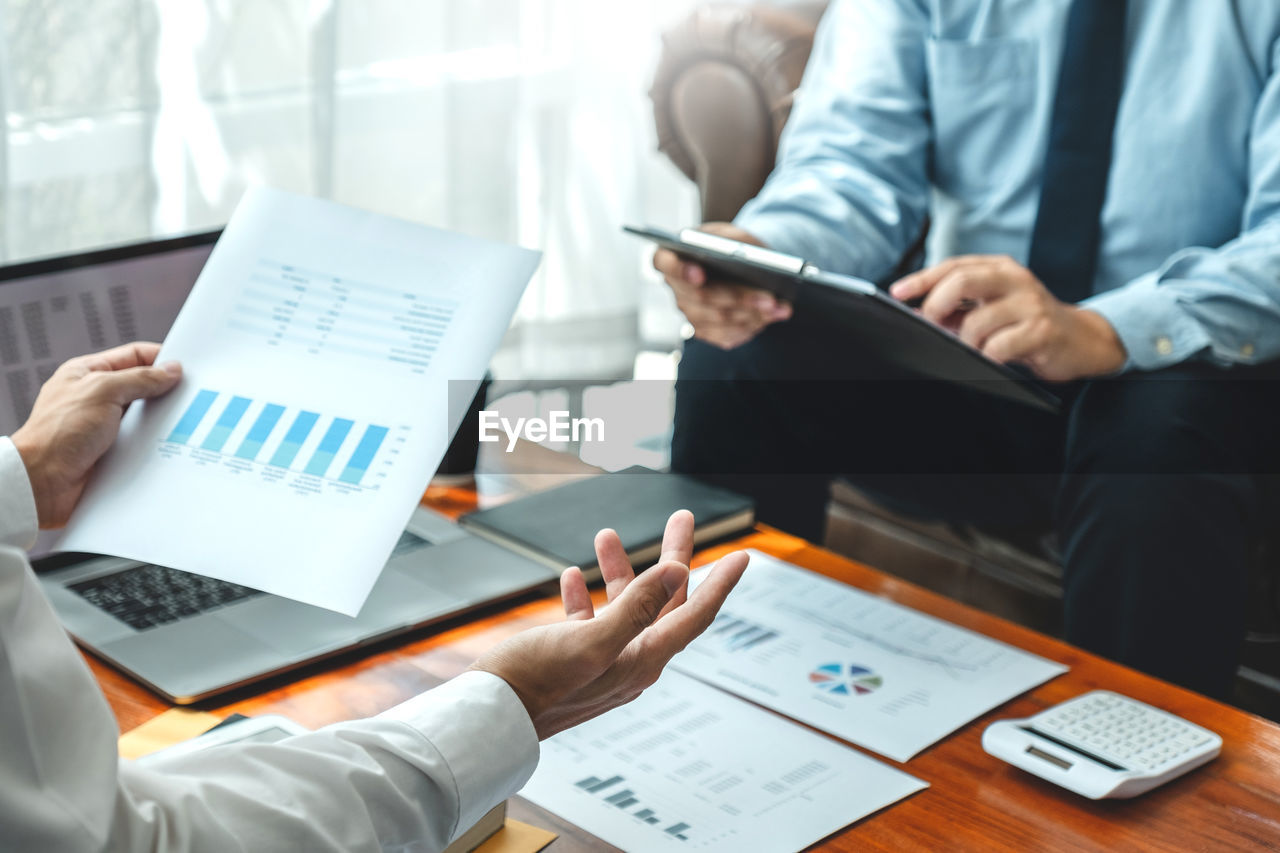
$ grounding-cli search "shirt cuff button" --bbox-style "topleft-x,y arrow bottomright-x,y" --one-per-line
1155,336 -> 1174,357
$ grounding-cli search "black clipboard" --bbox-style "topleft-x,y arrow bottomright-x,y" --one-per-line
627,225 -> 1061,413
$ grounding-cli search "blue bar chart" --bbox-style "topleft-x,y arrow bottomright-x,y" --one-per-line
164,389 -> 392,487
167,389 -> 218,445
304,418 -> 354,477
339,426 -> 390,484
235,404 -> 285,460
201,396 -> 252,452
270,411 -> 320,468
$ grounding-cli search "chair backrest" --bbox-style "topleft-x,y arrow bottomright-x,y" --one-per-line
650,3 -> 827,221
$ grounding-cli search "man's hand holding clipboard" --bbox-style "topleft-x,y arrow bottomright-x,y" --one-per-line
645,222 -> 794,351
629,223 -> 1063,413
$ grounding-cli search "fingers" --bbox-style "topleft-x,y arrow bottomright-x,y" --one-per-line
669,276 -> 785,314
80,342 -> 165,372
919,262 -> 1008,326
654,510 -> 695,617
694,282 -> 756,309
982,322 -> 1041,366
94,362 -> 183,407
890,258 -> 961,303
890,255 -> 1012,303
591,561 -> 688,657
653,248 -> 706,287
595,528 -> 636,604
560,566 -> 595,621
595,511 -> 694,617
60,342 -> 181,406
659,510 -> 695,567
642,551 -> 750,660
957,299 -> 1024,351
669,283 -> 791,350
654,224 -> 789,350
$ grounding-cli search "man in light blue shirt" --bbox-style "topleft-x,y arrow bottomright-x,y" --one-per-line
657,0 -> 1280,697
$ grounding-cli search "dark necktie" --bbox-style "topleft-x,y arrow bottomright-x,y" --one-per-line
1026,0 -> 1129,304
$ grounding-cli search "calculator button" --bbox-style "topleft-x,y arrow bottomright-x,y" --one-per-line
1030,693 -> 1219,770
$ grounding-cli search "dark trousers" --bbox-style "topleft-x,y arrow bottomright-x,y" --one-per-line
672,320 -> 1280,698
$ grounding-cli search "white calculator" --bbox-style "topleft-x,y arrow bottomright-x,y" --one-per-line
982,691 -> 1222,799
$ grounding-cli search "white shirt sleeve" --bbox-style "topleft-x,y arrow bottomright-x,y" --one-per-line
110,673 -> 539,853
0,437 -> 39,549
0,439 -> 540,853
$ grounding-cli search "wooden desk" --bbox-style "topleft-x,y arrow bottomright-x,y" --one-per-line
92,508 -> 1280,850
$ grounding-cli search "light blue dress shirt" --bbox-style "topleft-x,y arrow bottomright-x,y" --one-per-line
735,0 -> 1280,372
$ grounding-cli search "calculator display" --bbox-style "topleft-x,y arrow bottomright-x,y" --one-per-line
1026,745 -> 1072,770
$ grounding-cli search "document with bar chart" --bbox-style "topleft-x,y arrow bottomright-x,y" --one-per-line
58,187 -> 540,614
519,670 -> 926,852
672,551 -> 1068,762
157,391 -> 399,490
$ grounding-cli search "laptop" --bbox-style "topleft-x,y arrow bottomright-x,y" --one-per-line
5,233 -> 559,703
37,508 -> 557,702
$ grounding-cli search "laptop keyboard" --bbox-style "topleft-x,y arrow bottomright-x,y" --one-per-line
69,531 -> 435,631
69,565 -> 264,631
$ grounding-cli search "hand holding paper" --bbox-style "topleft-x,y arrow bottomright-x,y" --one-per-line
57,188 -> 540,614
13,343 -> 182,528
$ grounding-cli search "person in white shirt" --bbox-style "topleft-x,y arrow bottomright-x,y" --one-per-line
0,342 -> 749,853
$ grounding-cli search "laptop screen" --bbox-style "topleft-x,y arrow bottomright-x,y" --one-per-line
0,231 -> 220,558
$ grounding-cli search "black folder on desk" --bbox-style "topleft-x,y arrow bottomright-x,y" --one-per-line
627,225 -> 1061,413
460,468 -> 755,580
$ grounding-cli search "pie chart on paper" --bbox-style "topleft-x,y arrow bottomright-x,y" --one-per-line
809,663 -> 884,696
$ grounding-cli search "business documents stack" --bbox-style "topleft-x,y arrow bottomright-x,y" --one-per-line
518,551 -> 1067,851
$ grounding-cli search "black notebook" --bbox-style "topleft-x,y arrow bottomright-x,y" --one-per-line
459,468 -> 755,578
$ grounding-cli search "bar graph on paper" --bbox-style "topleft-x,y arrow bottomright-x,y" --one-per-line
161,388 -> 402,491
520,671 -> 927,853
573,775 -> 692,840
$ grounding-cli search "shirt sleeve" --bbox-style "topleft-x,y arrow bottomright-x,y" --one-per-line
734,0 -> 932,281
1084,38 -> 1280,372
0,535 -> 539,853
0,437 -> 39,549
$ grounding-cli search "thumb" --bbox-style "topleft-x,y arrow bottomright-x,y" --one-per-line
592,561 -> 687,656
98,362 -> 182,406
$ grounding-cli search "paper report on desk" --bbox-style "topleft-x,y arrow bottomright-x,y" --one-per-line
673,551 -> 1068,762
520,670 -> 926,853
58,187 -> 540,614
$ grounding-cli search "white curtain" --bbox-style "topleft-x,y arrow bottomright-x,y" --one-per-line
0,0 -> 702,379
